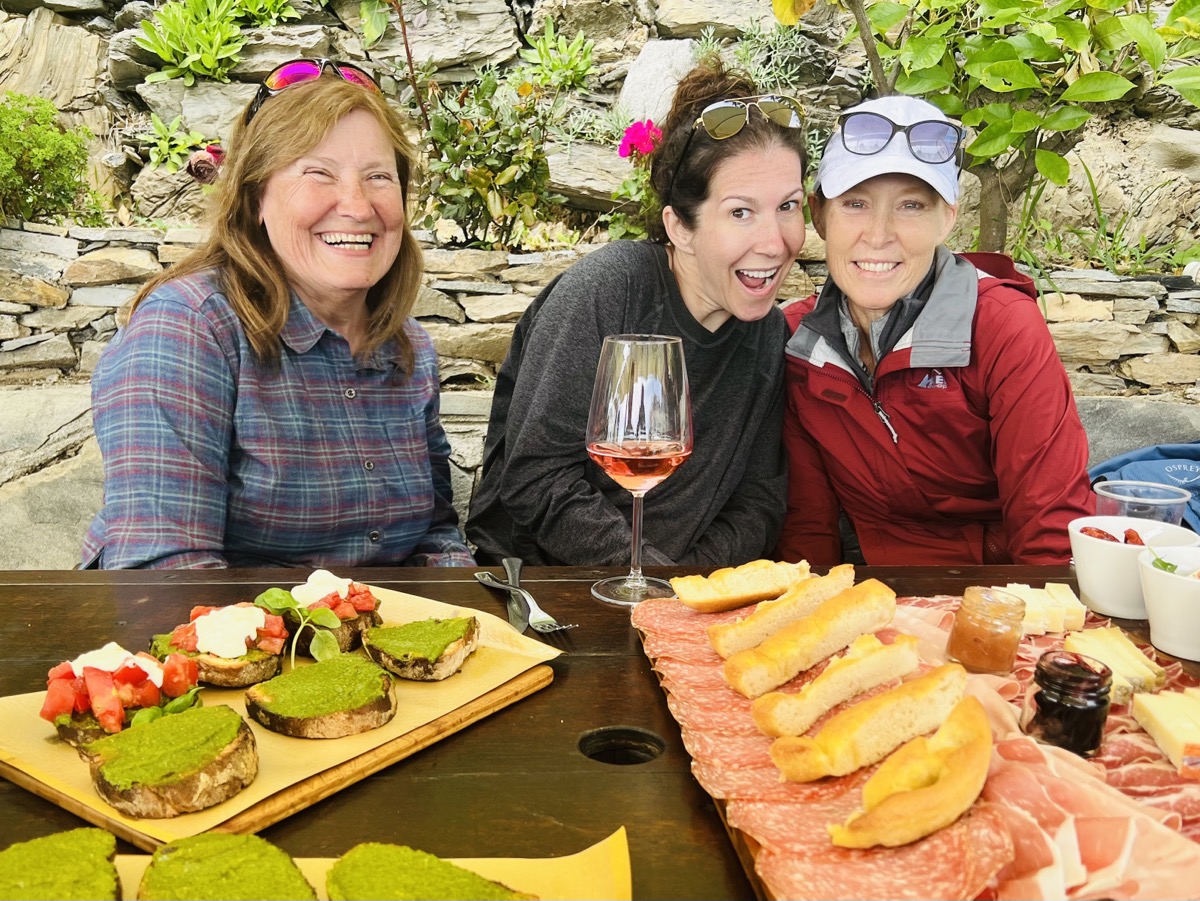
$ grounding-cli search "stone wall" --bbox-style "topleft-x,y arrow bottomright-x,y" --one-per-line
2,218 -> 1199,568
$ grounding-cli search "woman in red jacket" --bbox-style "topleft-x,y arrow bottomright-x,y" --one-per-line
777,95 -> 1093,566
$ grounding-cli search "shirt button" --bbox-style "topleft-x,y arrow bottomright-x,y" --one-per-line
368,530 -> 381,542
344,388 -> 357,399
363,460 -> 375,471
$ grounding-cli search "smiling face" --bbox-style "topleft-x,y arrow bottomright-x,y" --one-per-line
664,144 -> 807,332
259,108 -> 405,313
810,173 -> 957,325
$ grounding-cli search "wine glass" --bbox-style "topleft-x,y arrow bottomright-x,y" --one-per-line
585,334 -> 693,606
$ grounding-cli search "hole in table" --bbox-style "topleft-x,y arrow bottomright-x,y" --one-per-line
578,726 -> 665,765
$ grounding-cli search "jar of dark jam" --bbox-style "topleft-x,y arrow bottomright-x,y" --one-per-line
1020,650 -> 1112,758
946,586 -> 1025,675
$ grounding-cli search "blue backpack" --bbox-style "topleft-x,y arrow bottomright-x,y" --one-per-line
1088,441 -> 1200,532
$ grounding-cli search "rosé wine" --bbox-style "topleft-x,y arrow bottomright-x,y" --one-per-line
587,441 -> 692,493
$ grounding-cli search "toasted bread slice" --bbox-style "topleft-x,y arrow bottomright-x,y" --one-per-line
245,654 -> 396,739
137,833 -> 316,900
327,843 -> 536,901
362,617 -> 480,682
286,610 -> 383,656
54,712 -> 119,750
0,828 -> 119,900
86,704 -> 258,819
148,633 -> 281,688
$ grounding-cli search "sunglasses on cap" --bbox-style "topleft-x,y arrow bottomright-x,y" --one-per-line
244,58 -> 380,125
838,110 -> 965,165
668,95 -> 804,204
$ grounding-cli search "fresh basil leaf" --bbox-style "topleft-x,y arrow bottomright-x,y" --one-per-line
310,630 -> 341,662
163,686 -> 202,713
309,607 -> 343,629
255,587 -> 297,613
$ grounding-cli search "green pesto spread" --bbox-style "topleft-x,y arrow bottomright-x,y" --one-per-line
0,828 -> 117,901
252,654 -> 388,718
138,833 -> 316,901
366,618 -> 473,663
87,704 -> 243,791
327,843 -> 528,901
149,632 -> 270,662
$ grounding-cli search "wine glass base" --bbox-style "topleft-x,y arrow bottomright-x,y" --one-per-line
591,576 -> 675,607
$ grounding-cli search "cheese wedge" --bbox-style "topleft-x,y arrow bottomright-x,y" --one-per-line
1062,627 -> 1167,705
1131,690 -> 1200,780
1004,582 -> 1086,635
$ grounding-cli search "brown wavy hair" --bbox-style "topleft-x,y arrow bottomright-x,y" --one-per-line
647,58 -> 808,244
128,76 -> 423,372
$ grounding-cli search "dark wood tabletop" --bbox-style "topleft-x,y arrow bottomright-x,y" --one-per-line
0,563 -> 1149,899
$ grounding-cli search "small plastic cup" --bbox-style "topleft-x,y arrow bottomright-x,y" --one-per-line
1093,480 -> 1191,525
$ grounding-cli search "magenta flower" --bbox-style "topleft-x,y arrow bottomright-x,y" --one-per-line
619,120 -> 662,159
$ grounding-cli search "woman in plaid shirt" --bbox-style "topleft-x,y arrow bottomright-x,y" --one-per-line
83,62 -> 473,569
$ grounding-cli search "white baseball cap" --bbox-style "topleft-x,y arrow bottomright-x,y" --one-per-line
814,95 -> 962,204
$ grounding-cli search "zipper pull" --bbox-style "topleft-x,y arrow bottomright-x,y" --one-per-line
874,400 -> 898,444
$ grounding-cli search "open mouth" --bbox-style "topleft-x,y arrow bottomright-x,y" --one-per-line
321,232 -> 375,249
855,261 -> 899,273
736,267 -> 779,290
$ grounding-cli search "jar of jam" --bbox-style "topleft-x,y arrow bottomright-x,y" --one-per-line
945,586 -> 1025,675
1020,650 -> 1112,758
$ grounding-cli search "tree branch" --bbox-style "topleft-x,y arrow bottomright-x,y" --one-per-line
385,0 -> 431,133
843,0 -> 890,95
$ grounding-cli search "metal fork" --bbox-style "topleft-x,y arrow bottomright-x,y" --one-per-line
475,566 -> 578,633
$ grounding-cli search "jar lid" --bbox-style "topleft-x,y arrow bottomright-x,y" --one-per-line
1034,650 -> 1113,693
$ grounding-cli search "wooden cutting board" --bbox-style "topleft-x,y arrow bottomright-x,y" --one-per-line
0,665 -> 552,852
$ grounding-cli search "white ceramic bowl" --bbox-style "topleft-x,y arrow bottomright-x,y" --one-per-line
1138,546 -> 1200,661
1068,515 -> 1200,619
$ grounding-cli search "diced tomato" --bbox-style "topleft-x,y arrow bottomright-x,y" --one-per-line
346,583 -> 378,612
170,622 -> 199,652
161,653 -> 198,698
130,680 -> 161,709
82,667 -> 125,734
260,614 -> 287,639
70,677 -> 90,713
257,636 -> 286,655
308,596 -> 336,610
47,661 -> 74,682
39,678 -> 78,722
112,662 -> 149,685
189,605 -> 219,622
332,601 -> 357,621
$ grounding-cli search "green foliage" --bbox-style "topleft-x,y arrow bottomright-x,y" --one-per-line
233,0 -> 300,27
360,0 -> 392,48
137,113 -> 207,173
519,19 -> 594,91
135,0 -> 245,86
0,92 -> 94,223
732,19 -> 826,94
415,26 -> 596,249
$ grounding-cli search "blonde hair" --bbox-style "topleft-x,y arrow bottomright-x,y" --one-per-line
129,76 -> 423,371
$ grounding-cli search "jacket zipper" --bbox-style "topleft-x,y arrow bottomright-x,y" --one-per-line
873,398 -> 899,444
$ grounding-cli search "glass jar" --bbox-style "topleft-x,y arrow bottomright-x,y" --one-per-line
1020,650 -> 1112,758
945,586 -> 1025,675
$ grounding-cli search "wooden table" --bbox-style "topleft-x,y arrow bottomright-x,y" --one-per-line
0,564 -> 1158,899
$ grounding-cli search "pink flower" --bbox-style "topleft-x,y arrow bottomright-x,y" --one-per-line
186,143 -> 225,185
619,120 -> 662,159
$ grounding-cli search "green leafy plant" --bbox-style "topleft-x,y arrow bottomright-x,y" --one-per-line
135,0 -> 245,85
0,92 -> 93,223
254,587 -> 342,668
782,0 -> 1200,252
233,0 -> 300,27
415,23 -> 596,249
137,113 -> 207,173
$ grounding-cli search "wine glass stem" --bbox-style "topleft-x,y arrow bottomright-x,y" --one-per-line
627,490 -> 648,589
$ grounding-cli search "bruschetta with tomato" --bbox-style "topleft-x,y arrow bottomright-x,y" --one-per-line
39,642 -> 200,747
150,603 -> 289,688
285,570 -> 383,656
